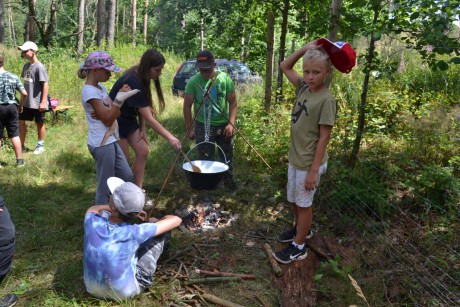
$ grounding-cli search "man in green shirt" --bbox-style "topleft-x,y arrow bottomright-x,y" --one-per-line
183,50 -> 238,191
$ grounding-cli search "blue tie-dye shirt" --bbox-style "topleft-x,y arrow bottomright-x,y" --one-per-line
83,212 -> 157,300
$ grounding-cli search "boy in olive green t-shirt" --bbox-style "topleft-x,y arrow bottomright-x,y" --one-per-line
274,40 -> 337,264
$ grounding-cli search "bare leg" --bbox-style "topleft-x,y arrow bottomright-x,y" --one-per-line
127,129 -> 149,188
19,120 -> 27,146
291,203 -> 298,227
118,138 -> 131,163
11,136 -> 23,160
294,206 -> 312,245
36,122 -> 46,142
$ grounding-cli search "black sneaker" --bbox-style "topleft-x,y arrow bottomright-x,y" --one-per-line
16,159 -> 25,168
273,243 -> 308,264
278,227 -> 313,242
0,293 -> 18,307
21,145 -> 30,153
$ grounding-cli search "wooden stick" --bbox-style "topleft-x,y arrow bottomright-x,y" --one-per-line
202,293 -> 246,307
184,276 -> 242,286
163,246 -> 193,265
196,269 -> 256,280
263,243 -> 283,277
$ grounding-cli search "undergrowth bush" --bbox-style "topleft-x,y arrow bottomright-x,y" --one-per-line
236,93 -> 291,177
413,165 -> 460,215
329,160 -> 393,218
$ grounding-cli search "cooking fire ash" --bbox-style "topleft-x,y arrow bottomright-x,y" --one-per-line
174,198 -> 238,231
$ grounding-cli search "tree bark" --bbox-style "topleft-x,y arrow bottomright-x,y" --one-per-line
143,0 -> 148,44
325,0 -> 343,88
77,0 -> 85,54
264,11 -> 275,113
276,0 -> 290,103
132,0 -> 137,46
0,0 -> 4,44
25,0 -> 37,42
97,0 -> 106,46
107,0 -> 116,48
200,17 -> 204,50
349,6 -> 380,168
8,3 -> 16,46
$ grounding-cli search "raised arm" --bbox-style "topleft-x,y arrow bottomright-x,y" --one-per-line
280,40 -> 318,85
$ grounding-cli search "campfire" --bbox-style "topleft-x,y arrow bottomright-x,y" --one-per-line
175,197 -> 238,231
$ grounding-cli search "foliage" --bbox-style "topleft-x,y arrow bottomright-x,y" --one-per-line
236,88 -> 291,178
413,165 -> 460,215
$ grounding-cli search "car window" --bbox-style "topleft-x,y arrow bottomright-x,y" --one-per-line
216,64 -> 230,74
179,62 -> 197,74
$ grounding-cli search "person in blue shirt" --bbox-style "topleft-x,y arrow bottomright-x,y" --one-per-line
83,177 -> 182,301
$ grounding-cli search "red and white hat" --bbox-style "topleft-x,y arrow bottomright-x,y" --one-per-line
317,38 -> 356,74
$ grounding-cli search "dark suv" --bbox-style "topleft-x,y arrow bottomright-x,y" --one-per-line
172,59 -> 262,96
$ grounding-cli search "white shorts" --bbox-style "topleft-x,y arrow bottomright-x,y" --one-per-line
287,162 -> 328,208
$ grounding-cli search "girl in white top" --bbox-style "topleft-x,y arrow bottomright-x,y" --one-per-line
78,51 -> 139,204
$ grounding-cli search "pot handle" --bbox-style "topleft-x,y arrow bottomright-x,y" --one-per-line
183,141 -> 228,164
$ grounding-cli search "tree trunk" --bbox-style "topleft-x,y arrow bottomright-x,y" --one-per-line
143,0 -> 148,44
200,17 -> 204,50
325,0 -> 343,87
264,11 -> 275,113
0,0 -> 4,44
107,0 -> 116,48
349,6 -> 380,168
132,0 -> 137,46
77,0 -> 85,54
97,0 -> 106,46
26,0 -> 37,42
276,0 -> 290,103
8,3 -> 16,46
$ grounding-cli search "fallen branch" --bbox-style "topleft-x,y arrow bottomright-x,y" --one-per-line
263,243 -> 282,277
163,246 -> 193,265
196,269 -> 256,280
184,276 -> 242,286
202,293 -> 246,307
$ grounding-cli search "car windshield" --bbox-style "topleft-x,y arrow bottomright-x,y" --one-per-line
179,62 -> 197,74
230,63 -> 251,75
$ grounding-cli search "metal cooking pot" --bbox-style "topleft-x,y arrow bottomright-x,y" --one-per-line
182,160 -> 229,190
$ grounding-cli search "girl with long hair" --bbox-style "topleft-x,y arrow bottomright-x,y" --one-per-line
109,49 -> 181,187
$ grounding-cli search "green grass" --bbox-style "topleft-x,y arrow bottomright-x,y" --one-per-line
1,44 -> 458,305
0,45 -> 283,306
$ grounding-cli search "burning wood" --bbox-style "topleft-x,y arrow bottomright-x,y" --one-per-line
175,198 -> 238,231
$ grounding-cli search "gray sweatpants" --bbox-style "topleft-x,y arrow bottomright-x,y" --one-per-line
135,232 -> 170,290
88,142 -> 133,204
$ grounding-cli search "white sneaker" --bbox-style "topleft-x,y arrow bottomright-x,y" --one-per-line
34,146 -> 45,155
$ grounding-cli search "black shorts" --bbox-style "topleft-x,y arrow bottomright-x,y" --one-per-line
0,104 -> 20,138
19,107 -> 46,123
118,116 -> 139,139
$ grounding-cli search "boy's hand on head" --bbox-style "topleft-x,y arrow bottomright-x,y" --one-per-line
304,39 -> 319,51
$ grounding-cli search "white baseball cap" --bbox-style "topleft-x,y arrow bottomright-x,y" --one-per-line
17,41 -> 38,52
107,177 -> 145,216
